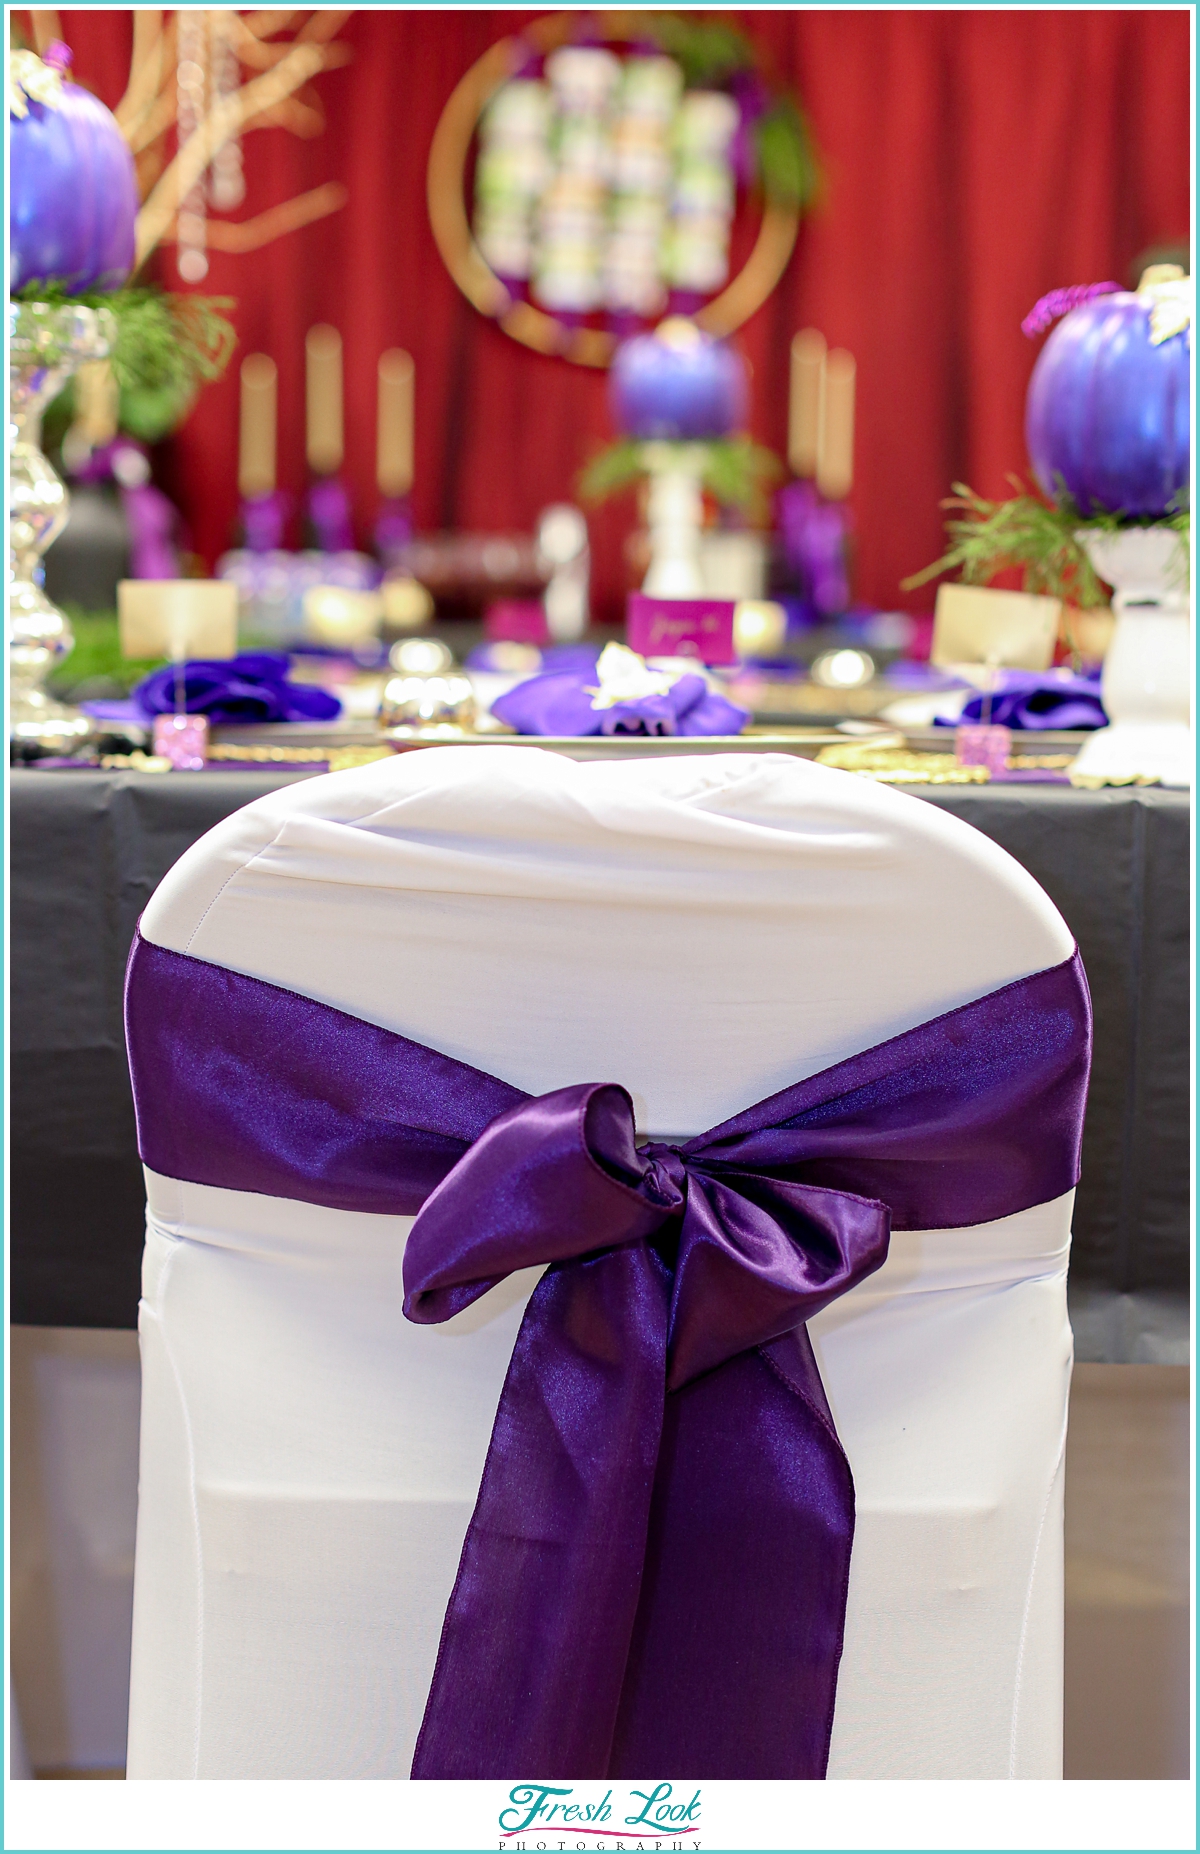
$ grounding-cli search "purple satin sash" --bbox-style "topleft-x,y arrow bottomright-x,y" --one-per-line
124,931 -> 1090,1779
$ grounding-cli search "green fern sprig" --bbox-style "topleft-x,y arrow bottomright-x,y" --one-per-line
579,436 -> 781,519
903,478 -> 1191,609
14,280 -> 236,440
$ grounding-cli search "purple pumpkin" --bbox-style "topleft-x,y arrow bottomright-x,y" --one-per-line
611,318 -> 748,441
1025,293 -> 1190,518
10,48 -> 138,295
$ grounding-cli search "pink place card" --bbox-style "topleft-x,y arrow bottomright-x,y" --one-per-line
627,593 -> 737,665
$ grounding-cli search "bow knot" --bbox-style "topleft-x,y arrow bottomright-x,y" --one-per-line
403,1080 -> 891,1389
636,1139 -> 689,1209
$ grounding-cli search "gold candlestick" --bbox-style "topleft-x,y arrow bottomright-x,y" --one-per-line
238,353 -> 277,497
816,348 -> 855,501
788,328 -> 826,478
377,349 -> 414,497
306,323 -> 343,475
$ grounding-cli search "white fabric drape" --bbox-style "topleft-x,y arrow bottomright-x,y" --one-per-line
127,747 -> 1075,1779
10,1678 -> 33,1779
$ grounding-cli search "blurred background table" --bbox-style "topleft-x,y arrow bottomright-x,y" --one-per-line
10,762 -> 1188,1360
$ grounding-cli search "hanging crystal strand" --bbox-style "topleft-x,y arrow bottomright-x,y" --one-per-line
207,10 -> 245,212
604,56 -> 680,328
175,9 -> 209,282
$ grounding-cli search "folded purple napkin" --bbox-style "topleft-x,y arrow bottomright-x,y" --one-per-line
132,653 -> 342,725
465,642 -> 601,676
937,668 -> 1106,732
80,698 -> 143,724
491,664 -> 748,738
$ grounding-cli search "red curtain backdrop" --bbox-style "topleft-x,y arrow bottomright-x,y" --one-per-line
57,8 -> 1192,619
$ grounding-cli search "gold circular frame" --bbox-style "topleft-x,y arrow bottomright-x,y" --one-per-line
427,12 -> 801,368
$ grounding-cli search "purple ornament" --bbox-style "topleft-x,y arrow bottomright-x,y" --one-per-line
1025,292 -> 1190,517
307,476 -> 355,553
611,319 -> 748,441
10,50 -> 138,295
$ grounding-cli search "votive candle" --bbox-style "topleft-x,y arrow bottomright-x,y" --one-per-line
306,324 -> 344,475
238,353 -> 277,497
377,349 -> 414,497
788,328 -> 826,478
817,348 -> 855,501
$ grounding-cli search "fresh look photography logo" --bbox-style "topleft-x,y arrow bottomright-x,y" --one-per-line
498,1782 -> 703,1849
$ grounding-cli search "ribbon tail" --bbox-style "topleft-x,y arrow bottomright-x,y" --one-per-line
608,1325 -> 854,1779
411,1243 -> 670,1778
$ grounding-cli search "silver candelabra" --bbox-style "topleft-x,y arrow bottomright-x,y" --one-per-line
9,300 -> 115,755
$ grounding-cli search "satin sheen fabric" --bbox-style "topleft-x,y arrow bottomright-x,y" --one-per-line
124,748 -> 1082,1778
124,929 -> 1088,1778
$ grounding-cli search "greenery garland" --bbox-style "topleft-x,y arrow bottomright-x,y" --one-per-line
635,12 -> 820,210
47,607 -> 162,700
580,435 -> 781,521
14,279 -> 237,443
637,14 -> 758,88
903,479 -> 1191,609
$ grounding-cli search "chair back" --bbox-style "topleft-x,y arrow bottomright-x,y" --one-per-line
127,747 -> 1076,1778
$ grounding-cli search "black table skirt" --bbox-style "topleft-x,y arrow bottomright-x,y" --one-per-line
10,770 -> 1190,1360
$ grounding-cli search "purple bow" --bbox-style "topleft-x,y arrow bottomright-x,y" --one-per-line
491,669 -> 748,737
125,931 -> 1090,1778
133,653 -> 342,725
401,1080 -> 888,1779
405,1078 -> 890,1390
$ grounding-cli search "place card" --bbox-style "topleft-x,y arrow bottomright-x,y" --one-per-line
118,580 -> 238,661
627,592 -> 737,665
932,584 -> 1059,672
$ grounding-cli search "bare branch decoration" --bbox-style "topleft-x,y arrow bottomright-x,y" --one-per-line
160,180 -> 348,253
115,10 -> 168,137
127,11 -> 352,269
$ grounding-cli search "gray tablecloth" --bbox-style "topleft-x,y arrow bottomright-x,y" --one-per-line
10,769 -> 1189,1360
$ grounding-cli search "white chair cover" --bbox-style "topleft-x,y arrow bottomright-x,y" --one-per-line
10,1677 -> 33,1779
126,747 -> 1076,1779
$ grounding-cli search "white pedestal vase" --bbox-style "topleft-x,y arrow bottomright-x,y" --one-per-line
641,444 -> 707,597
1070,526 -> 1191,788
